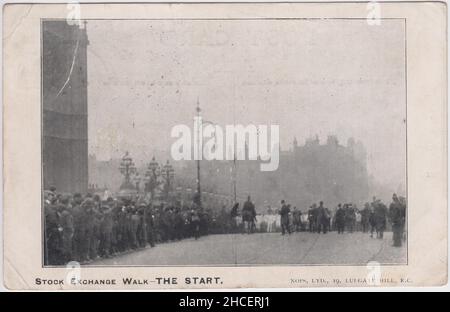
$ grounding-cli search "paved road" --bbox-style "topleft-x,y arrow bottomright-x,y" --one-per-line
89,232 -> 406,266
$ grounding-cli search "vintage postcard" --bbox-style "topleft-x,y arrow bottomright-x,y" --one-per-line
2,1 -> 447,290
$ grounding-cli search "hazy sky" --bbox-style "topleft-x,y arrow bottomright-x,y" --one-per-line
86,19 -> 406,189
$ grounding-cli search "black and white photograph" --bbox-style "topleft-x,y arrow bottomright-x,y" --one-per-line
42,17 -> 408,267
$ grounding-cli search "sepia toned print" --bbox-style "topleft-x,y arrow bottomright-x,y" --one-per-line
42,18 -> 406,267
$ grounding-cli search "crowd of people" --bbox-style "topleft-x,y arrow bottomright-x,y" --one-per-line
44,186 -> 407,266
274,194 -> 407,247
44,188 -> 231,265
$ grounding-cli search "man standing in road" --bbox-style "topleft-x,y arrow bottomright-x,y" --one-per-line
279,200 -> 291,235
374,199 -> 388,239
317,201 -> 329,234
335,204 -> 346,234
389,193 -> 406,247
242,196 -> 257,234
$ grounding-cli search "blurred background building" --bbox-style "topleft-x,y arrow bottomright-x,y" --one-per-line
42,21 -> 89,193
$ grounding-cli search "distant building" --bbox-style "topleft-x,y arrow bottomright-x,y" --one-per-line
42,21 -> 89,193
176,135 -> 370,212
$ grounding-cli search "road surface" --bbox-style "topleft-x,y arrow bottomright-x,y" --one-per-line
89,232 -> 406,266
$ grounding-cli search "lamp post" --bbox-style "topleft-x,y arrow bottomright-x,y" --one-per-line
142,157 -> 162,248
196,101 -> 202,207
161,160 -> 175,200
145,156 -> 160,201
231,153 -> 237,203
195,99 -> 217,208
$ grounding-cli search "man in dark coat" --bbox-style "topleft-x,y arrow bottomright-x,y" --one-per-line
130,207 -> 140,248
116,202 -> 128,251
316,201 -> 329,234
99,204 -> 114,257
361,203 -> 371,233
369,204 -> 377,238
173,207 -> 185,240
373,199 -> 388,239
71,193 -> 84,262
44,198 -> 63,265
389,193 -> 406,247
145,204 -> 156,247
189,209 -> 201,240
58,197 -> 74,263
279,200 -> 291,235
136,205 -> 148,247
199,208 -> 211,236
242,196 -> 257,234
82,199 -> 96,261
335,204 -> 346,234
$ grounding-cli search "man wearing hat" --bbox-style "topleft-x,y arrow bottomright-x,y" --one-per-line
242,196 -> 257,234
374,199 -> 388,239
279,200 -> 291,235
71,193 -> 84,262
58,196 -> 74,263
99,203 -> 114,257
335,204 -> 346,234
80,198 -> 95,262
44,194 -> 62,265
316,201 -> 329,234
389,193 -> 406,247
136,202 -> 148,248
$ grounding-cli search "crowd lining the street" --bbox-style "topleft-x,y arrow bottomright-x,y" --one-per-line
44,188 -> 407,266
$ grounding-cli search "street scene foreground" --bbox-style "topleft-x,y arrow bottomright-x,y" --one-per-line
43,150 -> 407,266
42,19 -> 408,268
90,232 -> 406,266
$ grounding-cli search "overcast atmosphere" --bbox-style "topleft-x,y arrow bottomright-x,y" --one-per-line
86,19 -> 406,190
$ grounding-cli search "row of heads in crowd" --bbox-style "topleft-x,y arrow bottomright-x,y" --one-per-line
276,193 -> 405,213
44,187 -> 214,216
44,186 -> 406,215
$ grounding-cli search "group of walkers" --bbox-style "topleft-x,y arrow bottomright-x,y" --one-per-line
275,194 -> 407,247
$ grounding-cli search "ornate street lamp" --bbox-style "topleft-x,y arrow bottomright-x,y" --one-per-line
145,156 -> 161,200
161,160 -> 175,199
